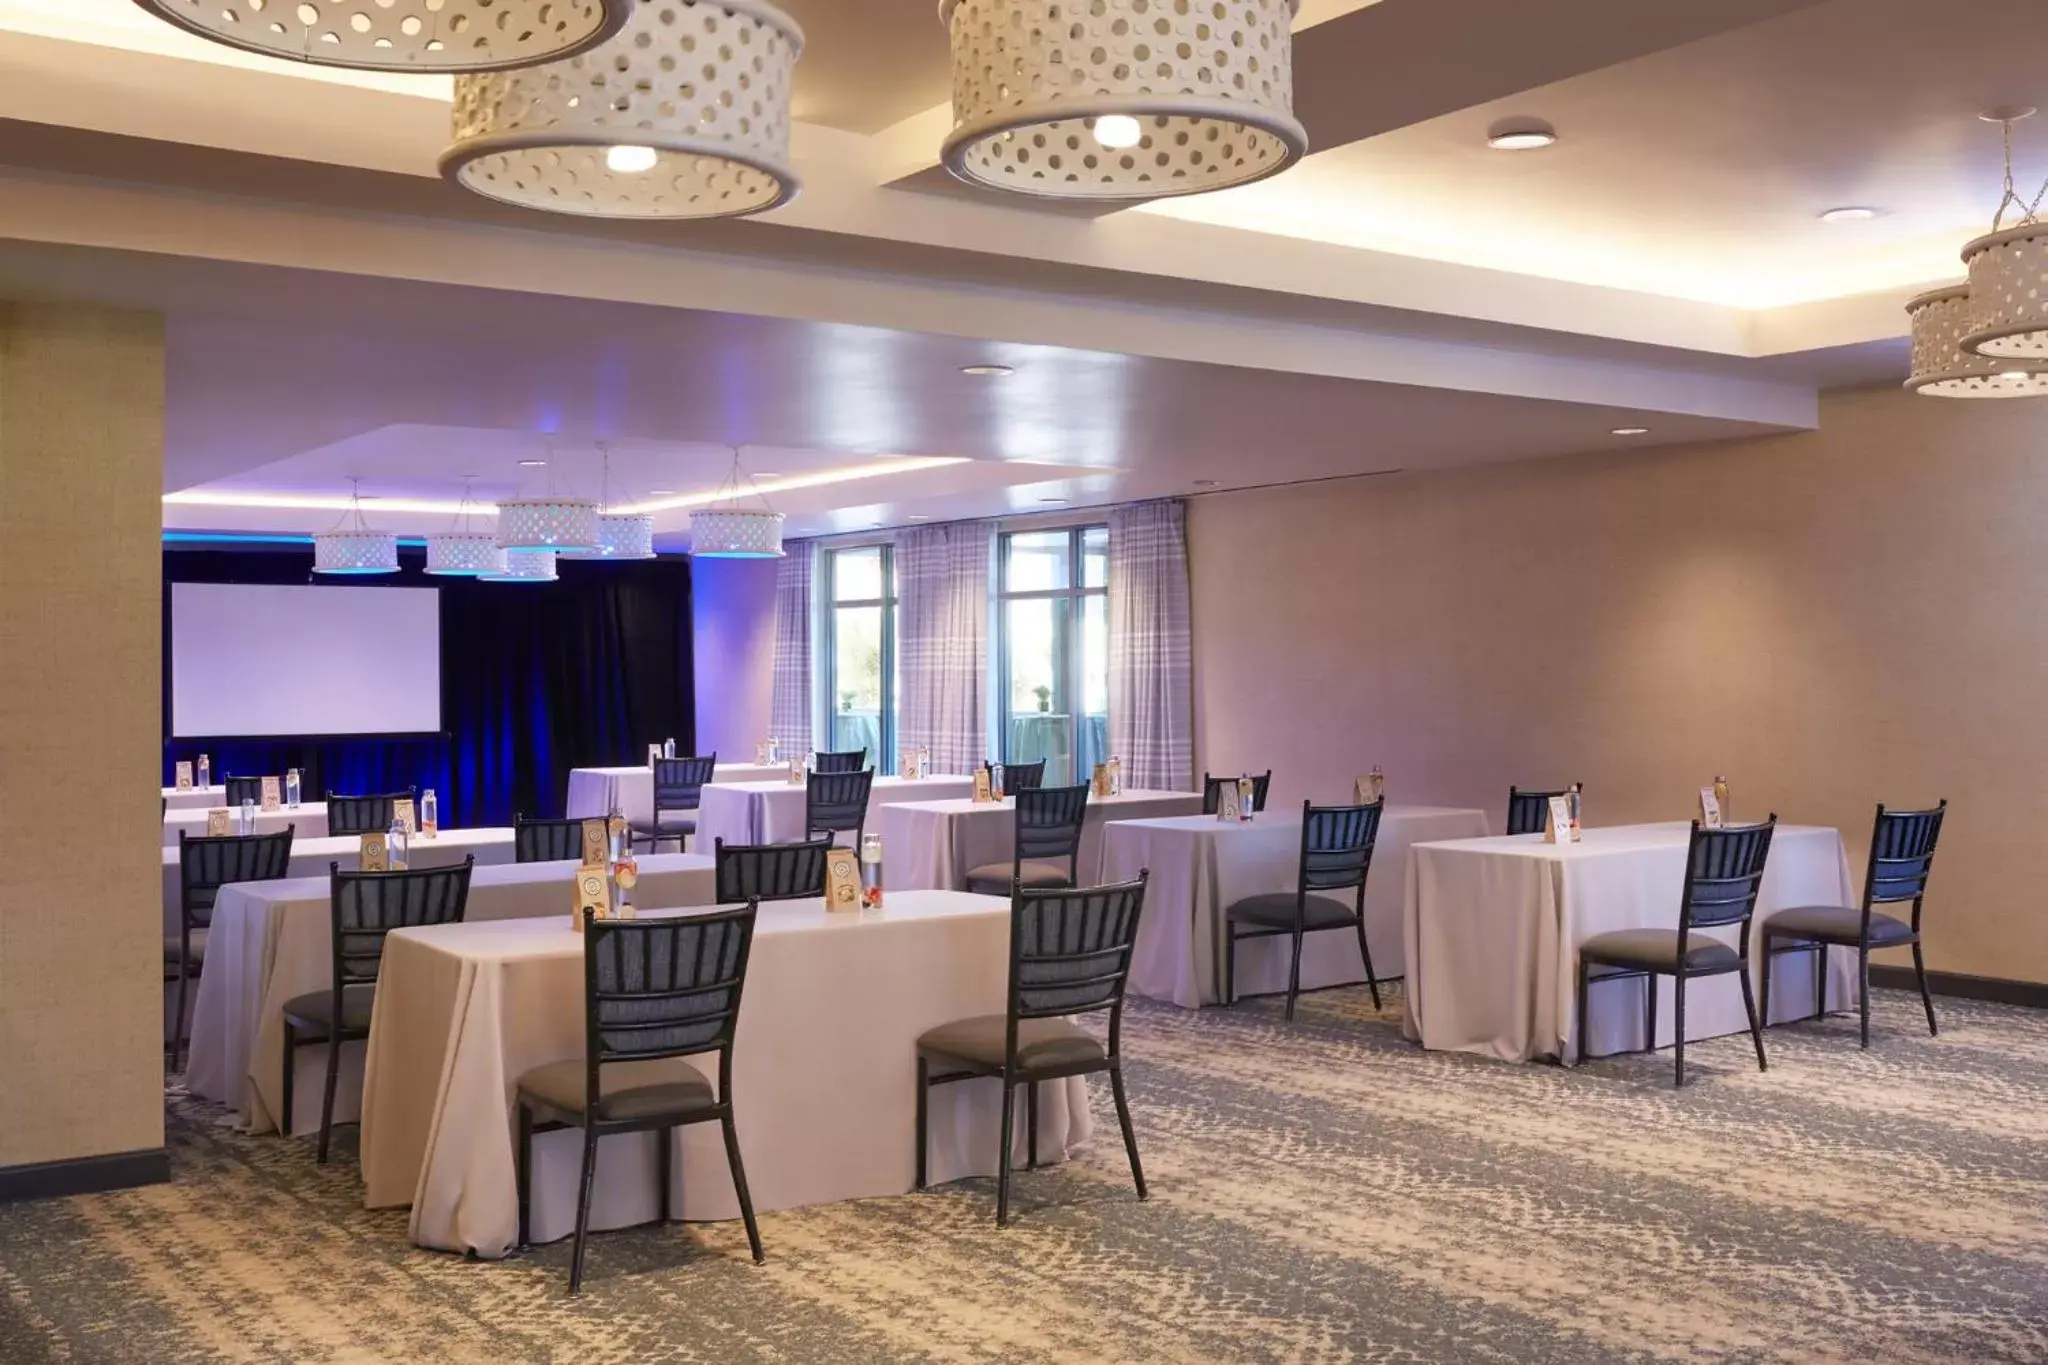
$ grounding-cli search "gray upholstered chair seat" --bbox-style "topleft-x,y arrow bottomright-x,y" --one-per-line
517,1057 -> 717,1125
165,928 -> 209,968
1225,892 -> 1359,930
1580,929 -> 1739,973
964,860 -> 1072,893
281,983 -> 376,1036
630,815 -> 696,836
1766,905 -> 1916,946
918,1015 -> 1104,1072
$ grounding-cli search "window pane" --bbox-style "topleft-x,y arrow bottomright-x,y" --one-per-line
1005,596 -> 1071,784
833,546 -> 884,603
831,604 -> 884,757
1080,592 -> 1109,780
1005,530 -> 1071,594
1083,525 -> 1108,589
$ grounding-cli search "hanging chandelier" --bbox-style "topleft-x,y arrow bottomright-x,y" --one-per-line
1905,286 -> 2048,397
937,0 -> 1307,201
130,0 -> 632,74
425,477 -> 500,575
312,479 -> 400,575
689,449 -> 784,558
498,440 -> 600,550
480,547 -> 560,583
561,442 -> 657,560
438,0 -> 804,220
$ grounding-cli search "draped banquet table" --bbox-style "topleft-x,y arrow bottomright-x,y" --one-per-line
359,891 -> 1091,1258
881,789 -> 1207,894
163,785 -> 225,812
1402,822 -> 1859,1064
163,802 -> 328,847
161,826 -> 518,937
563,763 -> 788,824
1104,805 -> 1491,1008
185,853 -> 719,1138
694,774 -> 979,851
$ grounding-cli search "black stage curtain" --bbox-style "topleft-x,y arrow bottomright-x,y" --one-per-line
162,546 -> 693,827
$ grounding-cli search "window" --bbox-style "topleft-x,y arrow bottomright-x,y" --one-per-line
822,545 -> 897,765
997,526 -> 1108,785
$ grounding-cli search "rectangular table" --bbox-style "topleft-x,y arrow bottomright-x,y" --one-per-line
882,789 -> 1206,893
360,891 -> 1091,1257
1106,805 -> 1491,1008
161,826 -> 518,936
185,853 -> 719,1137
163,802 -> 328,847
695,774 -> 979,851
163,785 -> 225,813
1402,822 -> 1858,1063
564,763 -> 789,824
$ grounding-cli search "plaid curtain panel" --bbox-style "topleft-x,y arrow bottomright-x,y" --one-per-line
768,540 -> 814,756
898,520 -> 992,775
1108,500 -> 1193,792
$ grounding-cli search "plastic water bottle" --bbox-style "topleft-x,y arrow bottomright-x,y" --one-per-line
387,813 -> 410,869
285,769 -> 301,808
239,799 -> 256,836
1237,773 -> 1255,822
1109,755 -> 1124,795
663,737 -> 676,759
1713,775 -> 1731,824
421,788 -> 438,837
990,761 -> 1006,798
197,754 -> 211,787
1567,783 -> 1584,842
860,833 -> 884,909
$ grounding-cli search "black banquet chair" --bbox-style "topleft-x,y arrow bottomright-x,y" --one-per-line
1202,770 -> 1272,815
805,768 -> 875,848
714,837 -> 830,904
964,784 -> 1089,896
325,789 -> 417,837
1576,817 -> 1776,1087
169,827 -> 295,1069
813,748 -> 867,775
516,904 -> 764,1294
631,755 -> 717,854
1760,801 -> 1946,1048
915,874 -> 1151,1227
515,815 -> 587,864
991,759 -> 1047,793
281,858 -> 474,1162
222,774 -> 267,808
1507,785 -> 1577,837
1222,800 -> 1384,1020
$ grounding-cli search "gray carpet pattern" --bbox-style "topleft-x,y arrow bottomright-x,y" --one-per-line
4,986 -> 2047,1364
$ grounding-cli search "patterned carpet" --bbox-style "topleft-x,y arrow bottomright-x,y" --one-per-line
4,986 -> 2047,1364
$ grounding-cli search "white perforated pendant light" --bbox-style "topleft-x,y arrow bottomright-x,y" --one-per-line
439,0 -> 804,219
688,447 -> 784,557
425,477 -> 499,575
131,0 -> 632,73
1905,286 -> 2048,397
480,547 -> 560,582
313,479 -> 400,575
498,495 -> 600,550
560,442 -> 659,559
938,0 -> 1307,201
1960,224 -> 2048,358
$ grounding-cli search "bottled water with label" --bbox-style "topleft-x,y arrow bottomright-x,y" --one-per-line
197,754 -> 211,787
860,833 -> 884,909
387,814 -> 410,870
421,788 -> 438,836
239,799 -> 256,836
285,769 -> 301,808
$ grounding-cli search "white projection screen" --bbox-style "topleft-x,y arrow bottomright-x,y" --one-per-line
171,582 -> 443,737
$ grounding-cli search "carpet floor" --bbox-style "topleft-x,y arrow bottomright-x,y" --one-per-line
3,986 -> 2045,1364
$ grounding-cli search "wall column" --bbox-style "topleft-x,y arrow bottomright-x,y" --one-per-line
690,555 -> 778,760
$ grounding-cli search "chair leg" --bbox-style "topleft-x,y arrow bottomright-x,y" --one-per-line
1574,960 -> 1590,1065
515,1104 -> 533,1250
995,1081 -> 1016,1228
316,1035 -> 342,1164
1912,941 -> 1939,1036
1284,925 -> 1304,1022
1222,923 -> 1235,1007
913,1055 -> 929,1191
1813,941 -> 1827,1022
1672,973 -> 1688,1088
1739,966 -> 1768,1073
1858,943 -> 1872,1049
1645,975 -> 1658,1054
720,1114 -> 764,1265
568,1127 -> 599,1295
1759,936 -> 1774,1031
1026,1082 -> 1039,1172
1355,919 -> 1382,1012
280,1023 -> 296,1139
657,1124 -> 673,1225
1110,1063 -> 1147,1201
172,945 -> 190,1072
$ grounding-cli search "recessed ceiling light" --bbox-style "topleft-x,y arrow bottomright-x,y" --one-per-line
960,364 -> 1014,377
908,514 -> 930,521
1820,206 -> 1880,223
1611,426 -> 1650,436
646,489 -> 675,496
1192,479 -> 1220,488
519,459 -> 547,467
1039,497 -> 1069,504
1486,118 -> 1557,151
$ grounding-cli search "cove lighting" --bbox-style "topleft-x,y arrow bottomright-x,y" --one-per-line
163,490 -> 477,516
613,456 -> 971,514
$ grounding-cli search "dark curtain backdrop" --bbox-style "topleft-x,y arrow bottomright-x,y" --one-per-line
162,546 -> 694,826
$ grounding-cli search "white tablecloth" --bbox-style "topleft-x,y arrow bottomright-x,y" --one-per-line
881,789 -> 1206,893
695,775 -> 979,851
162,826 -> 518,937
359,891 -> 1091,1257
163,803 -> 328,847
1106,805 -> 1491,1008
1402,822 -> 1858,1063
163,785 -> 225,812
186,853 -> 719,1136
564,763 -> 788,824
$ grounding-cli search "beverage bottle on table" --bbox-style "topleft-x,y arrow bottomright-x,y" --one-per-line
1369,765 -> 1385,803
421,788 -> 439,838
991,761 -> 1005,798
1567,783 -> 1583,842
387,813 -> 410,870
197,754 -> 211,787
860,833 -> 884,909
1109,755 -> 1123,795
1712,775 -> 1730,824
663,737 -> 676,759
1237,773 -> 1255,821
285,769 -> 301,808
239,799 -> 256,836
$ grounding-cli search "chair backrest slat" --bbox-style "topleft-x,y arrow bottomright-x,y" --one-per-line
1507,785 -> 1574,838
329,858 -> 474,986
1680,819 -> 1776,932
1866,801 -> 1947,908
513,815 -> 586,864
1013,783 -> 1090,875
1299,800 -> 1382,893
814,749 -> 867,774
805,769 -> 875,844
1202,770 -> 1272,815
326,789 -> 417,837
1009,876 -> 1149,1023
179,828 -> 296,928
653,755 -> 718,815
996,759 -> 1047,792
586,906 -> 757,1069
222,775 -> 266,808
715,837 -> 830,903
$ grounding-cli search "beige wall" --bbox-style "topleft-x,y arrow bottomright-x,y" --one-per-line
1190,384 -> 2048,983
0,302 -> 165,1169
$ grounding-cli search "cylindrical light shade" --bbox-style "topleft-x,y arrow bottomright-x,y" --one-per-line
562,512 -> 657,560
439,0 -> 804,219
425,531 -> 500,576
480,548 -> 559,582
1961,224 -> 2048,357
689,508 -> 784,557
312,530 -> 400,575
497,496 -> 600,550
1905,285 -> 2048,396
938,0 -> 1306,201
130,0 -> 632,74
